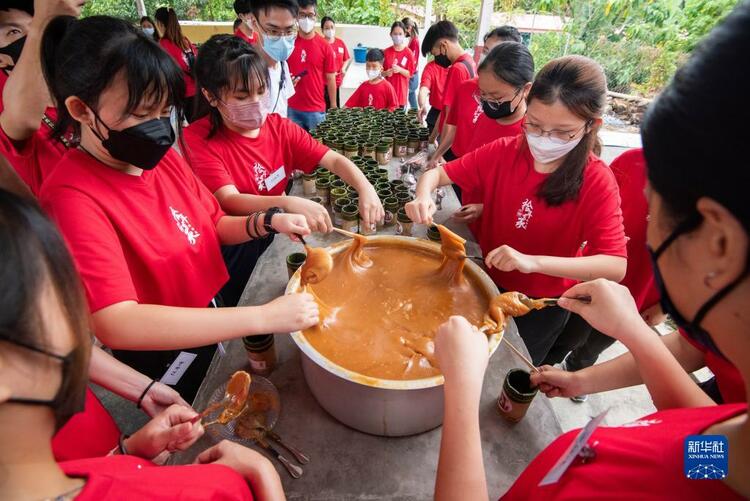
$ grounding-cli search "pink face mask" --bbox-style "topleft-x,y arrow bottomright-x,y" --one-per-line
220,94 -> 270,130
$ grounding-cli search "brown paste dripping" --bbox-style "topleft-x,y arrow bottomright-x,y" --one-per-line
301,233 -> 489,380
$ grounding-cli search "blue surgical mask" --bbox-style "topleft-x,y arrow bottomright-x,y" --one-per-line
262,32 -> 296,62
143,27 -> 155,37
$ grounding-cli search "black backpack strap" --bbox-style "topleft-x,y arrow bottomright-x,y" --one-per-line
459,58 -> 475,78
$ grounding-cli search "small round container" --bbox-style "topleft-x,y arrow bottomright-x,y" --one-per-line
330,187 -> 348,206
243,334 -> 277,377
344,142 -> 358,159
396,191 -> 412,207
315,177 -> 331,205
333,197 -> 351,228
341,204 -> 359,233
302,172 -> 317,195
389,179 -> 405,192
394,137 -> 408,158
407,135 -> 420,155
376,143 -> 392,165
394,184 -> 410,194
377,188 -> 394,201
376,168 -> 390,182
362,143 -> 376,160
396,207 -> 413,236
375,181 -> 391,193
286,252 -> 306,279
383,197 -> 399,227
427,224 -> 442,242
315,167 -> 331,178
497,369 -> 539,423
331,179 -> 347,190
310,196 -> 324,205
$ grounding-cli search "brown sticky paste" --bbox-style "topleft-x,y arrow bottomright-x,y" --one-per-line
482,292 -> 547,334
436,224 -> 467,286
218,370 -> 251,424
300,245 -> 334,285
301,234 -> 489,380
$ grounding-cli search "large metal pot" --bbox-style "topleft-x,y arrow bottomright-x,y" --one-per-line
286,235 -> 503,436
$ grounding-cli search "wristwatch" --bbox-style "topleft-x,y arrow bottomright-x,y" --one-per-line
263,207 -> 284,234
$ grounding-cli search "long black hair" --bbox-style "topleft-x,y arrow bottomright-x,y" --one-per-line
194,34 -> 270,138
0,188 -> 90,409
40,15 -> 186,143
642,1 -> 750,233
526,55 -> 606,206
401,17 -> 418,38
478,41 -> 534,88
154,7 -> 191,51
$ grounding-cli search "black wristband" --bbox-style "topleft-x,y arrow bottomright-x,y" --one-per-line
263,207 -> 284,234
136,379 -> 157,410
118,433 -> 131,455
245,214 -> 254,238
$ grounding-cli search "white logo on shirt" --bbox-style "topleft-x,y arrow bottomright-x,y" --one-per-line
338,47 -> 344,54
170,207 -> 201,245
301,49 -> 307,63
252,161 -> 270,191
472,104 -> 483,124
515,198 -> 533,230
620,419 -> 663,428
401,56 -> 408,66
368,93 -> 374,106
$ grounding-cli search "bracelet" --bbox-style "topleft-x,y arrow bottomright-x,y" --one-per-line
136,379 -> 157,409
250,214 -> 255,238
118,433 -> 131,455
263,207 -> 284,234
253,211 -> 263,238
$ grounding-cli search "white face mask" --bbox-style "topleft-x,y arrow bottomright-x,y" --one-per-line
323,28 -> 335,39
392,34 -> 405,46
525,133 -> 583,164
367,69 -> 381,81
298,17 -> 316,34
245,19 -> 253,29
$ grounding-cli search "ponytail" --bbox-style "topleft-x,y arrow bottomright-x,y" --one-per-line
155,7 -> 190,50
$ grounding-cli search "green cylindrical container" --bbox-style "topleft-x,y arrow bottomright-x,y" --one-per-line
383,197 -> 399,227
427,224 -> 442,242
286,252 -> 306,279
333,197 -> 350,228
331,179 -> 347,190
330,187 -> 348,206
396,190 -> 412,207
302,172 -> 317,195
397,207 -> 413,236
341,204 -> 359,233
394,136 -> 408,158
315,177 -> 331,205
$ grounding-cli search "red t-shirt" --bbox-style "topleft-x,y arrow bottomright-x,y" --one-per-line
52,387 -> 121,462
408,36 -> 420,67
679,329 -> 746,404
287,34 -> 337,112
0,71 -> 68,196
159,38 -> 197,97
502,404 -> 746,500
383,46 -> 416,106
60,455 -> 253,500
603,148 -> 661,312
420,61 -> 448,110
40,148 -> 228,313
442,52 -> 476,110
184,114 -> 329,196
345,79 -> 398,111
445,135 -> 627,297
234,28 -> 257,45
446,79 -> 524,158
329,37 -> 350,88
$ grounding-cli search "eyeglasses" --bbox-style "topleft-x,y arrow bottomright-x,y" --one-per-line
472,87 -> 521,111
256,20 -> 297,39
298,14 -> 317,21
521,121 -> 591,145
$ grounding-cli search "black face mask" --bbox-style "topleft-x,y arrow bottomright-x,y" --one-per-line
1,332 -> 87,431
434,45 -> 451,68
482,88 -> 522,120
649,215 -> 748,360
90,113 -> 175,170
0,35 -> 27,67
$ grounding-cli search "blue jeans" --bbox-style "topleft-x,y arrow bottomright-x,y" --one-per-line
408,72 -> 419,110
288,108 -> 326,131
